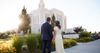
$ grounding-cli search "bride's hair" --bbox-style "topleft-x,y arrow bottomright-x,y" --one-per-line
55,21 -> 61,29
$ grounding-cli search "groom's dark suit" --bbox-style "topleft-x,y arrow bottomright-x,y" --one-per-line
41,22 -> 53,53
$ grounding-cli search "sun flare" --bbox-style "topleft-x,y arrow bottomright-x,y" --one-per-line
0,17 -> 20,32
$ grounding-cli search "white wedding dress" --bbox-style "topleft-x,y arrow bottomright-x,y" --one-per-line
54,26 -> 65,53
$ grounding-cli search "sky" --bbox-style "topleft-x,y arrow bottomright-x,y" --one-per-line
0,0 -> 100,32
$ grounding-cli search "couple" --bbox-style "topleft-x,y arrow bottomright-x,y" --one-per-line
41,17 -> 65,53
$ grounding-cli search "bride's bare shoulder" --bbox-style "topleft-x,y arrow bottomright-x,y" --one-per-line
54,26 -> 59,30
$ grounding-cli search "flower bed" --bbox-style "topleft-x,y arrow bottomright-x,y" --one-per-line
0,33 -> 77,53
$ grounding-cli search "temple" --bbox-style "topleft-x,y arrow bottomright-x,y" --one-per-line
29,0 -> 67,33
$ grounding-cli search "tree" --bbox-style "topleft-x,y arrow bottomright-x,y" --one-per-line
79,31 -> 91,38
74,26 -> 84,33
18,6 -> 31,34
51,14 -> 56,28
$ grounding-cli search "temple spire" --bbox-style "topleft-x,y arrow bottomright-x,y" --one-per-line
39,0 -> 45,9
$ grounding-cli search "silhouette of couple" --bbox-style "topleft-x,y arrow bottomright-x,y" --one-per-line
41,17 -> 65,53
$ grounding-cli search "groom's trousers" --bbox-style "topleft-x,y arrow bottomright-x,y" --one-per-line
42,40 -> 51,53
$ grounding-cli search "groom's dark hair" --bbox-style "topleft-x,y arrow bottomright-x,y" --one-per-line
46,17 -> 51,22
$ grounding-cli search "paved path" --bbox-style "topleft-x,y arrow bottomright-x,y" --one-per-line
52,39 -> 100,53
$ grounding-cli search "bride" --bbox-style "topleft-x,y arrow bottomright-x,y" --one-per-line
53,21 -> 65,53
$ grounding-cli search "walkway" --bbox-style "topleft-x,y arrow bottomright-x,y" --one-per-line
52,39 -> 100,53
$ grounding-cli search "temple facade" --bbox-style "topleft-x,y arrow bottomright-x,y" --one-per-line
29,0 -> 67,33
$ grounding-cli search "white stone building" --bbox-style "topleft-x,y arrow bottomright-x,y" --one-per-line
29,0 -> 67,33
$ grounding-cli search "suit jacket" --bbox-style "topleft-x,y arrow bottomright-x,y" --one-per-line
41,22 -> 53,40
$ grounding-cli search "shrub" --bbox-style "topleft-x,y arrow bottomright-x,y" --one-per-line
51,38 -> 77,49
0,47 -> 14,53
0,41 -> 15,53
51,39 -> 77,51
51,40 -> 55,51
36,33 -> 42,49
77,37 -> 94,42
26,34 -> 38,53
12,36 -> 24,53
63,39 -> 77,48
79,31 -> 91,38
0,33 -> 9,39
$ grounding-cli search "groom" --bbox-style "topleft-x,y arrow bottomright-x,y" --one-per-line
41,17 -> 53,53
